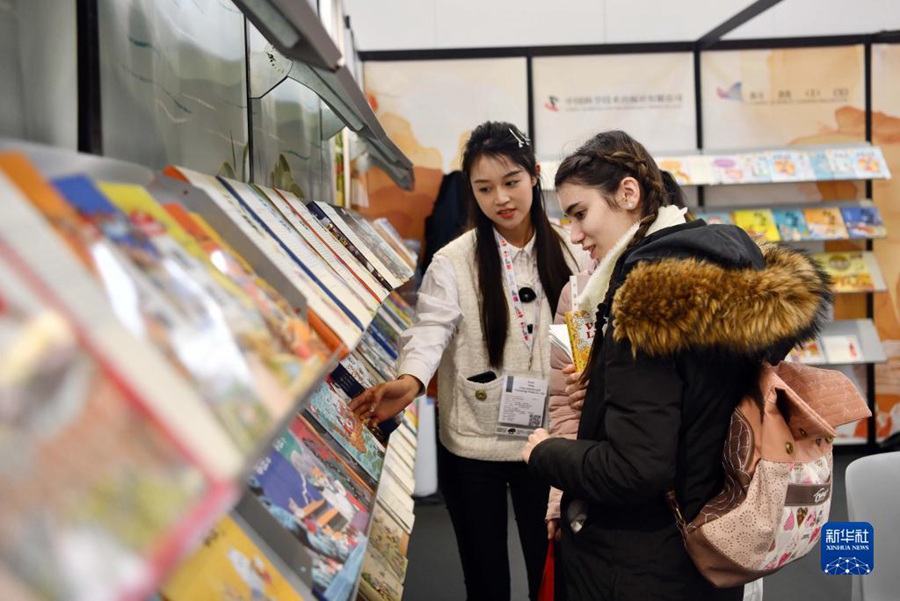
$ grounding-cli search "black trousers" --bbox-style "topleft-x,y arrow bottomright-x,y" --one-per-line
438,439 -> 549,601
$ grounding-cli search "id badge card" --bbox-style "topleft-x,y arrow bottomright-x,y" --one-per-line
496,374 -> 549,438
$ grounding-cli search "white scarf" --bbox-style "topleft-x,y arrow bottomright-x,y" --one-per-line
574,205 -> 688,313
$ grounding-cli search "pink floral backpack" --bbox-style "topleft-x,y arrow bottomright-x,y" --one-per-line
667,361 -> 872,588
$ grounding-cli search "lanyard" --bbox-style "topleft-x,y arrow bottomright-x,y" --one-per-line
494,231 -> 538,363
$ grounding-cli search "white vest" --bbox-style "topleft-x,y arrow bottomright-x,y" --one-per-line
435,227 -> 582,461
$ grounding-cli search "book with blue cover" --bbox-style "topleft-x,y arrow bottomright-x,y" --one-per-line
840,206 -> 887,239
772,209 -> 812,241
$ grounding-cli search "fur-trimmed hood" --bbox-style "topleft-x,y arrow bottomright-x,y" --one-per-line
610,225 -> 833,358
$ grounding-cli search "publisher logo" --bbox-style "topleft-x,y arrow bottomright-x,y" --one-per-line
545,95 -> 559,112
821,522 -> 874,575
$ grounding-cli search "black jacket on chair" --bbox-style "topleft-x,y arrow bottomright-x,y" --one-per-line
530,220 -> 832,600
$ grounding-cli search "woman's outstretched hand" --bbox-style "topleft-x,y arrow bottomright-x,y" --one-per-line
349,374 -> 422,424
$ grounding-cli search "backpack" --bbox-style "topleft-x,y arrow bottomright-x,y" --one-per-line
666,360 -> 872,588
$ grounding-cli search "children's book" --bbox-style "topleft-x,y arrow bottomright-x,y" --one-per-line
358,548 -> 404,601
0,251 -> 217,601
821,334 -> 863,364
655,157 -> 694,186
840,206 -> 887,239
54,177 -> 278,452
369,503 -> 410,580
564,310 -> 595,372
732,209 -> 781,242
786,338 -> 827,365
772,209 -> 811,241
808,150 -> 837,180
166,166 -> 361,350
824,148 -> 857,180
248,444 -> 365,563
802,207 -> 849,240
766,150 -> 816,182
712,153 -> 771,184
305,380 -> 386,481
811,252 -> 878,293
160,515 -> 306,601
289,414 -> 378,500
852,147 -> 891,179
695,211 -> 734,226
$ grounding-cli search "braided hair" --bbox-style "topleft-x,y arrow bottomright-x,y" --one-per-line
555,131 -> 670,383
554,130 -> 670,250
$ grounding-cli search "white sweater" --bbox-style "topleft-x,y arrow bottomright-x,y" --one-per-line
404,227 -> 584,461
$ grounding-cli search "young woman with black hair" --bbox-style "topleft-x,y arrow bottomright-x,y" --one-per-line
351,121 -> 587,600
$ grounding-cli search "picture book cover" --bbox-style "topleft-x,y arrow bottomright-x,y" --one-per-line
808,150 -> 837,180
160,198 -> 331,369
732,209 -> 781,242
812,252 -> 876,293
293,413 -> 379,494
358,549 -> 404,601
695,211 -> 734,226
0,153 -> 99,270
787,338 -> 827,365
247,446 -> 365,563
772,209 -> 812,241
840,206 -> 887,239
823,148 -> 857,180
655,156 -> 694,185
0,254 -> 213,601
766,150 -> 816,182
821,334 -> 863,364
852,147 -> 891,179
712,153 -> 771,184
368,504 -> 410,580
54,177 -> 277,453
305,380 -> 385,481
273,430 -> 371,532
803,207 -> 849,240
564,310 -> 595,372
160,515 -> 306,601
168,166 -> 359,350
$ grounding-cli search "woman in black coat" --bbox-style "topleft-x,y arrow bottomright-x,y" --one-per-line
523,131 -> 831,600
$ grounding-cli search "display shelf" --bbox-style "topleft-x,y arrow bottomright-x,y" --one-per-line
790,319 -> 887,366
0,140 -> 420,600
656,143 -> 891,186
693,199 -> 887,242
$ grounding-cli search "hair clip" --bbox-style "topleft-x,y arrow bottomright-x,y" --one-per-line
509,128 -> 531,148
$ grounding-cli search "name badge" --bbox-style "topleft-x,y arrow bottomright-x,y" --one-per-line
496,374 -> 548,438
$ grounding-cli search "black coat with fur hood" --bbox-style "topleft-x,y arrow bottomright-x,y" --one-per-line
529,220 -> 832,600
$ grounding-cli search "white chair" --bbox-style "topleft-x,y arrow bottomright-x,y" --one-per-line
846,451 -> 900,601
